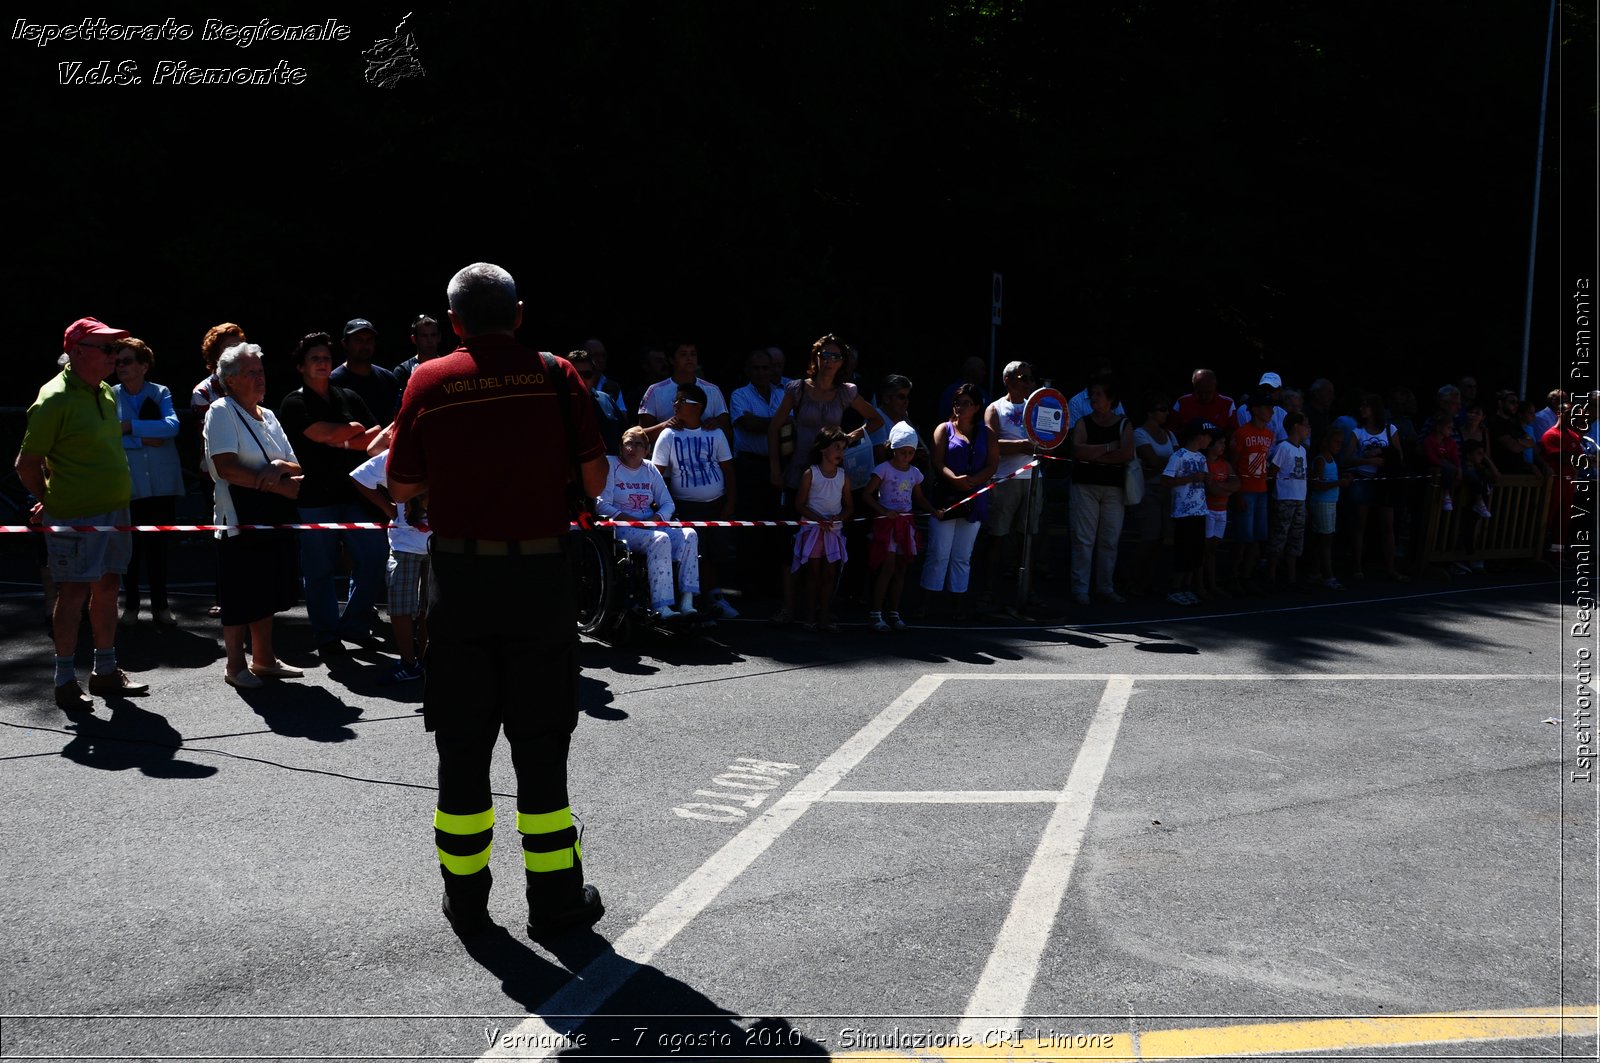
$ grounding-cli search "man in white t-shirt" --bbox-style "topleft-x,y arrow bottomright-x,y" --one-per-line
351,448 -> 431,684
652,383 -> 738,619
637,341 -> 729,443
981,360 -> 1042,606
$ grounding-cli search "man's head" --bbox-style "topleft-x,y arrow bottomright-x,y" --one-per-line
411,315 -> 442,361
671,342 -> 699,381
582,338 -> 608,373
1308,377 -> 1334,409
673,382 -> 707,428
961,356 -> 986,385
566,349 -> 598,392
446,262 -> 523,339
1435,384 -> 1462,418
1002,360 -> 1034,399
639,345 -> 668,382
745,349 -> 774,386
1547,388 -> 1567,412
1458,377 -> 1479,403
766,346 -> 786,379
1191,368 -> 1218,400
342,318 -> 378,366
878,374 -> 913,424
62,316 -> 129,383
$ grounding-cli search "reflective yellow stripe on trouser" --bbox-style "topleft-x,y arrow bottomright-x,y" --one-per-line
518,807 -> 581,873
435,806 -> 494,876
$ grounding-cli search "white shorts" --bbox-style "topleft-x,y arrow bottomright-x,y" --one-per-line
1205,510 -> 1228,540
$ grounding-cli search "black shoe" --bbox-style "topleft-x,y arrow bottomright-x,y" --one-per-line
54,680 -> 93,713
317,640 -> 349,658
442,892 -> 491,937
526,884 -> 604,941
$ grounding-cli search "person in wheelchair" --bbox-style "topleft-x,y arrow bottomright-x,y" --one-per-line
596,427 -> 701,619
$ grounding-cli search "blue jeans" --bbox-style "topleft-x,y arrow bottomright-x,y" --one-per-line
297,503 -> 388,644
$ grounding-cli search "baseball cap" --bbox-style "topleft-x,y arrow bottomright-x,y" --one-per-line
1258,372 -> 1282,389
1182,418 -> 1219,442
63,316 -> 129,353
343,318 -> 378,338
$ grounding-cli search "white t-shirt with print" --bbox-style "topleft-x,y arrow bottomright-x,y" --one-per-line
1163,447 -> 1210,518
653,425 -> 732,502
1270,441 -> 1309,502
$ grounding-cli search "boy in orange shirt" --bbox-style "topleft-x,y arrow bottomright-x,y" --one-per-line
1229,396 -> 1276,593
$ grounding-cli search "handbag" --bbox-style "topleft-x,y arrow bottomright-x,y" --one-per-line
226,404 -> 298,536
1124,457 -> 1145,505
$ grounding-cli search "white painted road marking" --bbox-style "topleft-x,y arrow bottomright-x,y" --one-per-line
479,671 -> 1555,1061
957,676 -> 1135,1043
479,673 -> 949,1061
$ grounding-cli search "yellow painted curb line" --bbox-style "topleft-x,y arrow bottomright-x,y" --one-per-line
828,1006 -> 1598,1061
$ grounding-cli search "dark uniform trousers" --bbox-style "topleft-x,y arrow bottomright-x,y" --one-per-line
425,546 -> 586,912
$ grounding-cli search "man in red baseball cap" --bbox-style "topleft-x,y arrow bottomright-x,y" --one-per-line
14,317 -> 152,711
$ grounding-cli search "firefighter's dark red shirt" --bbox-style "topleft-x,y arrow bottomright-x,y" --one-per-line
388,334 -> 604,540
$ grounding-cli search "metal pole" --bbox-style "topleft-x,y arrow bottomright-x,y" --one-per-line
1519,0 -> 1557,399
1016,467 -> 1041,609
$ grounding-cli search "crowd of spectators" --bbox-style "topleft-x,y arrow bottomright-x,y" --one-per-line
20,313 -> 1599,697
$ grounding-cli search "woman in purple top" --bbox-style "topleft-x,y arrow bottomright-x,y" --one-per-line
919,384 -> 999,619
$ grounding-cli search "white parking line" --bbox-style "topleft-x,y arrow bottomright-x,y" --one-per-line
479,673 -> 949,1061
957,676 -> 1134,1043
482,670 -> 1554,1060
821,790 -> 1064,803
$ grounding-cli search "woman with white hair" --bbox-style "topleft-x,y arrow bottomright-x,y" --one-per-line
202,343 -> 305,688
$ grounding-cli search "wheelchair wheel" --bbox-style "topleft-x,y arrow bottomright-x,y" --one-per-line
571,532 -> 615,636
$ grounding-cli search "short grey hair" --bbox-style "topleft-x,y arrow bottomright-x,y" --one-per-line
1003,360 -> 1031,382
217,342 -> 264,389
1436,384 -> 1461,402
447,262 -> 519,337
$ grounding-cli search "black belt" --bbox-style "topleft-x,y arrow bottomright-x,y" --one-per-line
431,537 -> 562,556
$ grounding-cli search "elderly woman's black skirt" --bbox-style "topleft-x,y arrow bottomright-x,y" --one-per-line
217,531 -> 300,626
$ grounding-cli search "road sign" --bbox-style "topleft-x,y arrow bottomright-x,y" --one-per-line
1023,386 -> 1068,450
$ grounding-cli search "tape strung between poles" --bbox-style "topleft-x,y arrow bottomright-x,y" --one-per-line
0,457 -> 1453,533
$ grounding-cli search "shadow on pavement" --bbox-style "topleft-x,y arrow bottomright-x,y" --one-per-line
61,702 -> 218,778
230,682 -> 363,742
460,927 -> 827,1059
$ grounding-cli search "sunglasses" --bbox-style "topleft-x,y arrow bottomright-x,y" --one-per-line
819,352 -> 844,362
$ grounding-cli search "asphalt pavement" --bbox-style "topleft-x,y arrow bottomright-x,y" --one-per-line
1,546 -> 1594,1062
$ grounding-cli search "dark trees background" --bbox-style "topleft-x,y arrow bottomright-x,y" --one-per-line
4,1 -> 1594,418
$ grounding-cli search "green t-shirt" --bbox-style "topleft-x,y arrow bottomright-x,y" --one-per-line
20,368 -> 132,517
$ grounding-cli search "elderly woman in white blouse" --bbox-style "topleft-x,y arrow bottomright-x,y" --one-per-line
202,344 -> 305,689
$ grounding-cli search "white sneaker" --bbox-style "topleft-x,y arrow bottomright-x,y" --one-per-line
655,604 -> 683,620
225,668 -> 264,689
677,592 -> 698,616
1442,496 -> 1454,512
1473,502 -> 1492,519
869,612 -> 890,633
